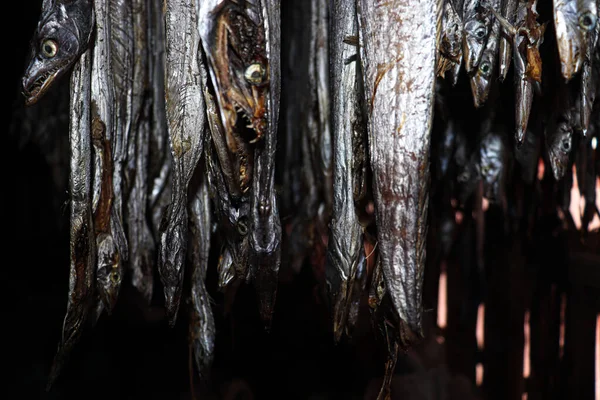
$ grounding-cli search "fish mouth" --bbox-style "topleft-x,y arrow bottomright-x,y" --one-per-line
23,67 -> 61,106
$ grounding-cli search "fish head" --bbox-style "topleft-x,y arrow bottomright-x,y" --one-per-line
440,2 -> 464,63
547,119 -> 573,180
202,1 -> 269,144
469,47 -> 495,108
463,10 -> 492,72
553,0 -> 596,80
22,1 -> 94,105
479,134 -> 505,201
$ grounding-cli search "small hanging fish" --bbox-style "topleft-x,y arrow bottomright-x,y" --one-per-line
553,0 -> 597,80
463,0 -> 494,72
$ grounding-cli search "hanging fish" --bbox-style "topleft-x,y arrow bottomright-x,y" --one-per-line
22,0 -> 95,106
159,0 -> 207,325
470,0 -> 501,107
498,0 -> 518,81
188,177 -> 216,379
89,0 -> 119,318
463,0 -> 494,73
579,2 -> 599,135
438,0 -> 464,85
327,0 -> 368,343
492,0 -> 546,145
198,0 -> 282,325
553,0 -> 597,80
358,0 -> 442,343
47,50 -> 95,390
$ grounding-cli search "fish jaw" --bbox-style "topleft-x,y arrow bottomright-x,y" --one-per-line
199,1 -> 269,145
553,0 -> 584,80
22,1 -> 94,105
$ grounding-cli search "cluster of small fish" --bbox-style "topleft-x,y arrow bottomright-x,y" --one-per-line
20,0 -> 598,396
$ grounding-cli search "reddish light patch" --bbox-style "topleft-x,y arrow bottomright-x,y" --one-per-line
482,198 -> 490,212
477,304 -> 485,350
437,267 -> 447,329
568,169 -> 600,231
524,310 -> 531,379
366,201 -> 375,215
537,158 -> 545,181
476,363 -> 484,386
455,211 -> 464,225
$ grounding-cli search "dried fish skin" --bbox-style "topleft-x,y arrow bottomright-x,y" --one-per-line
545,101 -> 575,180
469,2 -> 500,108
358,0 -> 442,341
553,0 -> 595,80
463,0 -> 494,73
479,132 -> 506,202
22,0 -> 95,106
248,0 -> 282,326
47,50 -> 95,390
159,0 -> 207,326
188,177 -> 216,379
326,0 -> 367,343
499,0 -> 518,81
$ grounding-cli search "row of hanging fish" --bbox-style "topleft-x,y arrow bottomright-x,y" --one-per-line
19,0 -> 599,397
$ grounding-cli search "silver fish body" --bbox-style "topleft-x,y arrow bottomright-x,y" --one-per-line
327,0 -> 367,343
470,0 -> 501,107
463,0 -> 494,72
358,0 -> 442,341
499,0 -> 518,80
553,0 -> 597,80
188,177 -> 216,379
159,0 -> 207,325
47,50 -> 95,390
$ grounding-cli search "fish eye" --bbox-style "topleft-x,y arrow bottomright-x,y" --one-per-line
244,63 -> 265,85
579,12 -> 597,30
480,62 -> 491,76
237,217 -> 248,236
561,138 -> 571,152
475,27 -> 487,39
110,270 -> 120,285
41,39 -> 58,58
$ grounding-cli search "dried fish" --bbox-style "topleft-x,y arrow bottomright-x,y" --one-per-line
188,176 -> 216,379
499,0 -> 518,81
22,0 -> 95,106
358,0 -> 442,342
470,0 -> 500,108
126,0 -> 155,303
463,0 -> 494,73
47,50 -> 95,390
553,0 -> 596,80
327,0 -> 367,343
159,0 -> 207,325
